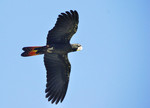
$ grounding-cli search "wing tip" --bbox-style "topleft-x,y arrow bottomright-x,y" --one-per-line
59,10 -> 78,21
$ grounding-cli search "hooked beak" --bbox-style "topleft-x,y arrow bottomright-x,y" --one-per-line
77,46 -> 83,51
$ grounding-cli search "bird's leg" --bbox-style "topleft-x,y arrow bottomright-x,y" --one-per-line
47,47 -> 54,53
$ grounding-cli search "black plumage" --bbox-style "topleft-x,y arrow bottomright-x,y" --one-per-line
47,10 -> 79,44
44,53 -> 70,104
21,10 -> 82,104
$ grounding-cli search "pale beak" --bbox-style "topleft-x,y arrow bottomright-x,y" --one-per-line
77,46 -> 83,51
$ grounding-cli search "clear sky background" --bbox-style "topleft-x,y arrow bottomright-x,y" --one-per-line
1,0 -> 150,108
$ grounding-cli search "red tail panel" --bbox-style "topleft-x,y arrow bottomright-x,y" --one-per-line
21,46 -> 46,57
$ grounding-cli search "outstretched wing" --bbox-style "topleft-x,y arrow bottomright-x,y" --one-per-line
44,53 -> 71,104
47,10 -> 79,44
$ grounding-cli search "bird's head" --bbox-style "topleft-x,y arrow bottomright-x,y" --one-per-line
71,44 -> 82,52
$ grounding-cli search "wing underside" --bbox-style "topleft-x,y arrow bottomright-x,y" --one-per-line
44,53 -> 71,104
47,10 -> 79,44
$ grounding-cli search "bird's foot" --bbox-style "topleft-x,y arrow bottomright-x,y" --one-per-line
47,47 -> 54,53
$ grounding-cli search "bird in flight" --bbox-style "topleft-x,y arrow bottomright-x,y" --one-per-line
21,10 -> 82,104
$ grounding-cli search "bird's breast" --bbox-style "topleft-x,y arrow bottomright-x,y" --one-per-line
46,44 -> 72,54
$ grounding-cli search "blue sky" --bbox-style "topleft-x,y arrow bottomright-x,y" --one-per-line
1,0 -> 150,108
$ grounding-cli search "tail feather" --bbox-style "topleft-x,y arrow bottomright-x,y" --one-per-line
21,46 -> 46,57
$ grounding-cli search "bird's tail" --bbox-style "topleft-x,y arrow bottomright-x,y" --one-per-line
21,46 -> 47,57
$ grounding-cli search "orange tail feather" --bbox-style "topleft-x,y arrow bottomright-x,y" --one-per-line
21,46 -> 46,57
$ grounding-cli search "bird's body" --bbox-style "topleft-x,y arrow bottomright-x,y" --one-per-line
21,10 -> 82,104
47,44 -> 72,54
